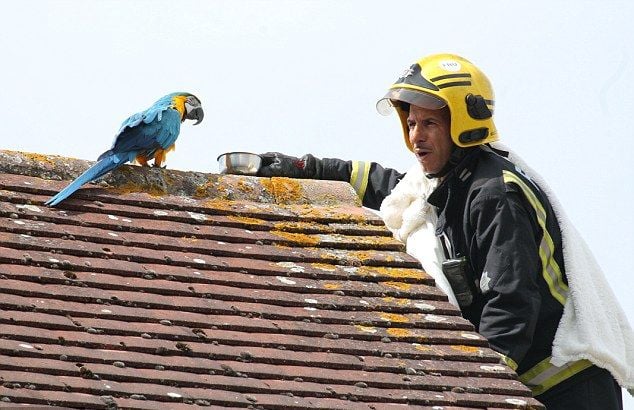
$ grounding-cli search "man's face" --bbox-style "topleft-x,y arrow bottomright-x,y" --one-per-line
407,105 -> 453,175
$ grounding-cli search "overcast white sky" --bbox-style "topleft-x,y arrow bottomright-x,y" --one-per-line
2,0 -> 633,405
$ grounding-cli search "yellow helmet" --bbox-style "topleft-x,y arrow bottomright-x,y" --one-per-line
377,53 -> 498,151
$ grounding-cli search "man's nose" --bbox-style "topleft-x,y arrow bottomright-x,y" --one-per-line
409,125 -> 426,145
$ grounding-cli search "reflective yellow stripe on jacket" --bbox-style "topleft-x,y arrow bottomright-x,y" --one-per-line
502,170 -> 588,396
502,170 -> 569,305
519,357 -> 593,396
350,161 -> 371,201
497,352 -> 518,371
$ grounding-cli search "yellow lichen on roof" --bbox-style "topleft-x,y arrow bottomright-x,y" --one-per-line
345,250 -> 374,263
355,325 -> 378,334
335,234 -> 400,247
355,266 -> 425,280
386,328 -> 413,338
451,345 -> 481,354
227,215 -> 266,226
413,343 -> 432,352
20,152 -> 58,166
194,175 -> 235,199
382,296 -> 411,306
380,313 -> 410,323
310,263 -> 338,272
261,177 -> 304,204
293,205 -> 366,222
111,181 -> 168,197
202,198 -> 239,212
273,221 -> 335,233
236,178 -> 255,193
271,230 -> 320,246
383,282 -> 412,291
340,250 -> 401,265
365,236 -> 400,246
194,178 -> 218,199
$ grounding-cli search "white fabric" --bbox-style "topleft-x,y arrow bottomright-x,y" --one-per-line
379,143 -> 634,390
379,163 -> 459,307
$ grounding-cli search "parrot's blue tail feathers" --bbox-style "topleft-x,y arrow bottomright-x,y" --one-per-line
45,154 -> 123,207
97,149 -> 114,161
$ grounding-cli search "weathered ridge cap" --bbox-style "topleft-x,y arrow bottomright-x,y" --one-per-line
0,150 -> 361,206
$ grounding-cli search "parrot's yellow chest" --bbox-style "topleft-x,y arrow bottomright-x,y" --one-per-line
172,96 -> 187,119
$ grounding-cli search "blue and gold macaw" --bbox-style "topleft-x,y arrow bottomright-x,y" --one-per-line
45,92 -> 204,207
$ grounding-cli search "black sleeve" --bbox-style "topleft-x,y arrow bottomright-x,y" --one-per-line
363,162 -> 405,210
312,157 -> 404,210
468,190 -> 542,367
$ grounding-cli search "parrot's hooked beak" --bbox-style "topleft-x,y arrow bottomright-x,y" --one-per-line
185,106 -> 204,125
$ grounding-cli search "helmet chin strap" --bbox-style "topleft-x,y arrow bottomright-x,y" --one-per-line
424,145 -> 471,179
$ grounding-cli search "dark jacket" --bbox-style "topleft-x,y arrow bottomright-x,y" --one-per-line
426,147 -> 567,375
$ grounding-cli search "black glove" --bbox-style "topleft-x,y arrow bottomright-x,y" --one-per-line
257,152 -> 318,178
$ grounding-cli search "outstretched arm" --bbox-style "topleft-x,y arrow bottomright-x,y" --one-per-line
257,152 -> 404,210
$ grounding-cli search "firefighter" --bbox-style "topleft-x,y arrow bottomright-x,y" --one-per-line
257,53 -> 627,409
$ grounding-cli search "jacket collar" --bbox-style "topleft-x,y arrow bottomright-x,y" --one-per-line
427,147 -> 481,208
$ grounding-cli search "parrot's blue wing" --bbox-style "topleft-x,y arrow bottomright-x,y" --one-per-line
116,100 -> 171,135
115,93 -> 179,135
153,108 -> 181,149
100,108 -> 181,160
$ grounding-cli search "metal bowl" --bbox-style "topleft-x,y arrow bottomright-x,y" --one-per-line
217,152 -> 262,175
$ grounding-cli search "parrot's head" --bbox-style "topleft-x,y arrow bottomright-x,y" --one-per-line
182,94 -> 204,125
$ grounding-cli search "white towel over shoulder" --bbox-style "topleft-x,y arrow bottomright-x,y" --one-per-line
379,145 -> 634,391
379,163 -> 459,307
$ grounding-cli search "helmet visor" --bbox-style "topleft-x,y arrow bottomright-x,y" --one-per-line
376,88 -> 447,115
